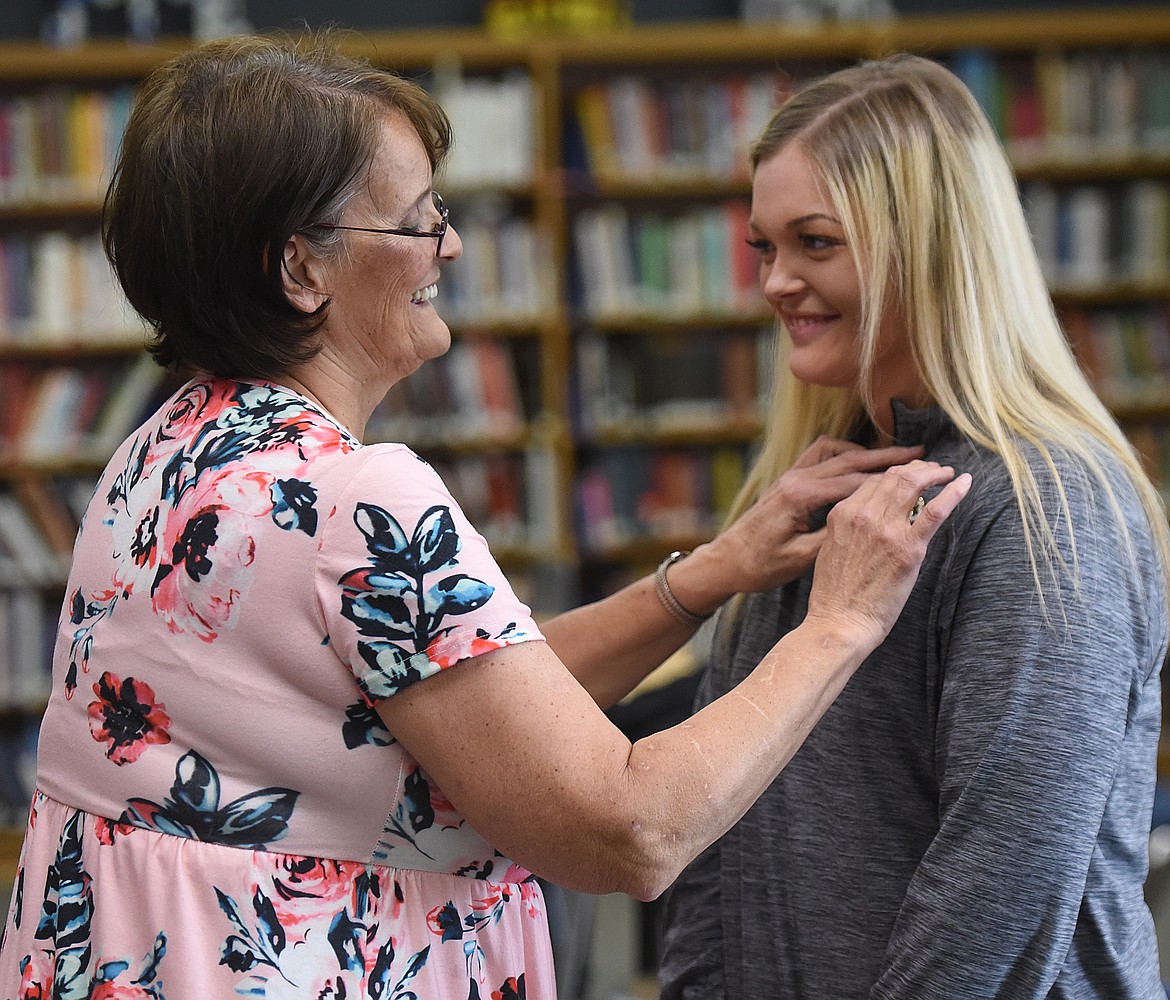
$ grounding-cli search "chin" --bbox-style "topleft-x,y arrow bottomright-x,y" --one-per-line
414,317 -> 453,360
787,356 -> 857,389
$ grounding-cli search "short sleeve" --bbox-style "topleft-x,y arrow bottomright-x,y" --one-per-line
316,445 -> 544,705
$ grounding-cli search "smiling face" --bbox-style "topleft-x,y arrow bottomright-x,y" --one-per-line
318,111 -> 461,383
749,141 -> 924,430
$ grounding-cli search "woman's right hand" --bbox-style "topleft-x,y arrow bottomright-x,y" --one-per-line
805,459 -> 972,651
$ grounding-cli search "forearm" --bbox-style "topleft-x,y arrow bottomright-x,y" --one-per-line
586,616 -> 870,899
543,543 -> 732,708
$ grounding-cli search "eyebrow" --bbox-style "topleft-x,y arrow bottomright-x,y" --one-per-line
746,210 -> 842,234
786,212 -> 841,228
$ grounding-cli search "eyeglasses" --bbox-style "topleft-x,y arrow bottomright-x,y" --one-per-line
314,191 -> 448,256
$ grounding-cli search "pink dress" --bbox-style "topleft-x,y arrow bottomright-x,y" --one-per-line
0,377 -> 556,999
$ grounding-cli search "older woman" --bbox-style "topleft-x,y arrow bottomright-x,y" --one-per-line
659,54 -> 1170,1000
0,35 -> 967,998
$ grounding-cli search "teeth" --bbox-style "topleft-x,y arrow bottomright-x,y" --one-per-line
411,283 -> 437,304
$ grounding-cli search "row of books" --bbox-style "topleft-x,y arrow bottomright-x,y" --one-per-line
574,326 -> 772,437
1126,421 -> 1170,498
0,585 -> 56,710
0,354 -> 168,466
568,71 -> 785,182
1064,304 -> 1170,409
575,443 -> 748,554
422,447 -> 569,555
367,336 -> 533,446
572,200 -> 764,320
0,85 -> 134,206
0,209 -> 551,343
0,73 -> 539,207
0,711 -> 40,828
433,72 -> 537,191
0,474 -> 94,589
440,205 -> 555,324
1023,179 -> 1170,290
0,230 -> 146,346
947,46 -> 1170,162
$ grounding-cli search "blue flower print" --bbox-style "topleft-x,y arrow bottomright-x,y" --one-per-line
120,750 -> 299,849
342,701 -> 394,750
270,477 -> 319,535
216,870 -> 430,999
25,810 -> 169,999
339,503 -> 495,701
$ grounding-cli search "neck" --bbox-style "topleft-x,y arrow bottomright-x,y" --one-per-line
281,352 -> 390,441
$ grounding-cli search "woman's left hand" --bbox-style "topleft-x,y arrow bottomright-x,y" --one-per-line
668,438 -> 927,614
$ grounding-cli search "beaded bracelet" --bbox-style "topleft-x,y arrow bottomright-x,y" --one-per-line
654,549 -> 710,628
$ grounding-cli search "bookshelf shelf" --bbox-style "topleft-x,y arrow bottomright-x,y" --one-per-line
566,177 -> 754,199
0,338 -> 146,361
586,313 -> 772,333
585,420 -> 763,448
1052,284 -> 1170,306
1108,400 -> 1170,422
0,6 -> 1168,816
0,459 -> 106,479
0,198 -> 105,219
581,534 -> 715,565
1012,156 -> 1170,183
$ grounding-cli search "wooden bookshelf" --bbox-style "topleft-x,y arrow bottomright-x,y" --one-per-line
0,7 -> 1169,829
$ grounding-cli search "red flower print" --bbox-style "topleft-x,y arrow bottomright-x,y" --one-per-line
94,816 -> 136,845
150,468 -> 267,641
427,901 -> 464,941
256,853 -> 358,930
18,952 -> 52,998
519,879 -> 542,919
426,633 -> 501,671
492,974 -> 526,1000
90,982 -> 155,1000
156,381 -> 222,441
87,672 -> 171,766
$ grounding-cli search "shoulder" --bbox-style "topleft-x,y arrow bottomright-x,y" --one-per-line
931,433 -> 1166,633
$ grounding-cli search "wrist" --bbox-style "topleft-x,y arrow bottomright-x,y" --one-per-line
799,608 -> 883,663
658,544 -> 733,621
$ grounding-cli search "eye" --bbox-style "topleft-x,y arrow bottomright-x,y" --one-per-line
799,233 -> 842,253
745,237 -> 773,256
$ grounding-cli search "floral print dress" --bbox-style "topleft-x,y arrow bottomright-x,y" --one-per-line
0,377 -> 554,1000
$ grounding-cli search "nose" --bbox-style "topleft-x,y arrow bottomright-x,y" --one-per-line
440,221 -> 462,262
760,254 -> 804,305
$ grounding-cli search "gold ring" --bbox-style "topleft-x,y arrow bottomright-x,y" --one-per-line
908,496 -> 925,525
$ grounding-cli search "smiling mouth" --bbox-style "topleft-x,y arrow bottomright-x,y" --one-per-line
411,283 -> 437,304
785,313 -> 837,331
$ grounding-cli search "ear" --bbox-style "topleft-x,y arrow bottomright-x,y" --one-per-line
280,234 -> 330,314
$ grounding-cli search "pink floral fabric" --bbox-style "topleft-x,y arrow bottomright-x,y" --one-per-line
0,378 -> 554,999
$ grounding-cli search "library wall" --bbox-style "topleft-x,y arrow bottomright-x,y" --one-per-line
1,0 -> 1163,41
0,5 -> 1169,911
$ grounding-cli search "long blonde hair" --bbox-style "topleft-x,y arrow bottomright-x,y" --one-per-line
730,54 -> 1170,609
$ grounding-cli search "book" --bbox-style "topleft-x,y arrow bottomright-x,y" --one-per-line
13,478 -> 79,564
469,337 -> 524,433
1060,185 -> 1111,289
0,491 -> 65,583
85,353 -> 168,459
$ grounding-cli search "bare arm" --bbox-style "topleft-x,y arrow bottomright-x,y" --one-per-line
379,460 -> 971,901
543,439 -> 926,707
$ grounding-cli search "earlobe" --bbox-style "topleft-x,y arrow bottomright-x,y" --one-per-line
280,235 -> 329,314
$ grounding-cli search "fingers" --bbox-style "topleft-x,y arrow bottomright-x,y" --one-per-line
791,436 -> 866,469
908,472 -> 972,541
820,443 -> 925,476
775,445 -> 929,515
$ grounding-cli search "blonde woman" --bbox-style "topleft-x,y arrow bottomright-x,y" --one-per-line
659,54 -> 1170,1000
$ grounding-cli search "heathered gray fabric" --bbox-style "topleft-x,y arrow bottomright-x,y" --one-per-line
658,403 -> 1169,1000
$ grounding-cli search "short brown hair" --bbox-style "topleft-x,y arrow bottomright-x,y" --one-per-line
103,31 -> 452,378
